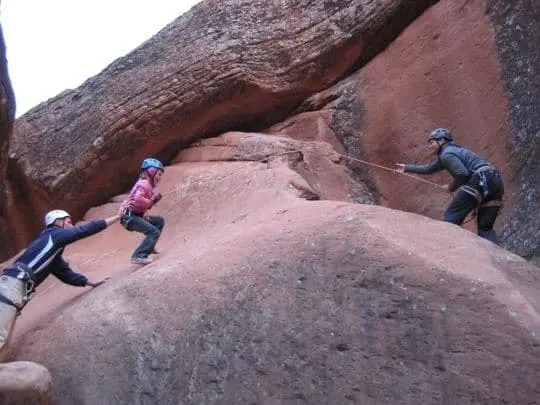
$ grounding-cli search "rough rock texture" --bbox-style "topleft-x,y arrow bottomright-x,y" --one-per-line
0,361 -> 52,405
487,0 -> 540,263
351,0 -> 520,242
1,1 -> 538,402
0,26 -> 53,405
0,25 -> 17,259
7,147 -> 540,405
173,131 -> 376,204
266,0 -> 535,257
265,74 -> 380,201
0,25 -> 14,205
6,0 -> 439,258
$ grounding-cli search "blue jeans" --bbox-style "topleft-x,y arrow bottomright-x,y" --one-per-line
122,214 -> 164,259
443,170 -> 504,244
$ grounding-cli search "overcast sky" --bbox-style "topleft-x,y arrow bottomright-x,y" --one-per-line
1,0 -> 200,117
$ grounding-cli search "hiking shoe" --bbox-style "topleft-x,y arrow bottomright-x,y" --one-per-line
131,257 -> 153,265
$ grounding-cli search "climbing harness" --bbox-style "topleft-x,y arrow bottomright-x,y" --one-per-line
0,263 -> 36,314
0,293 -> 21,312
459,166 -> 503,224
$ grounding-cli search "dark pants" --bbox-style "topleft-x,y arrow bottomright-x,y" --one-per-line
443,170 -> 504,244
122,214 -> 165,259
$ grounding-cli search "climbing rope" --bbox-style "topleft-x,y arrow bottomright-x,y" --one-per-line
333,152 -> 483,225
161,150 -> 482,225
271,149 -> 486,226
265,149 -> 446,190
335,153 -> 446,190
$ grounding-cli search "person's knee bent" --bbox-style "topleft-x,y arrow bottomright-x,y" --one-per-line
477,207 -> 499,231
155,216 -> 165,231
146,226 -> 161,238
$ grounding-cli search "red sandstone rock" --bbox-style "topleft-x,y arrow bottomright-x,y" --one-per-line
7,156 -> 540,405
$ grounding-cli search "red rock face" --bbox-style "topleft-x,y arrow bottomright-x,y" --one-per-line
1,1 -> 539,402
8,158 -> 540,405
4,0 -> 438,259
266,0 -> 537,261
3,1 -> 536,262
173,131 -> 376,204
357,0 -> 516,231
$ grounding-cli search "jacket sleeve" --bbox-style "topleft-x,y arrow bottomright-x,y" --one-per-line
404,159 -> 444,175
440,152 -> 470,191
50,256 -> 88,287
129,181 -> 154,212
53,220 -> 107,247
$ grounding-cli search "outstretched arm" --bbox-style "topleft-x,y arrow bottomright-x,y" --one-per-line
51,257 -> 109,288
401,159 -> 444,175
54,214 -> 120,247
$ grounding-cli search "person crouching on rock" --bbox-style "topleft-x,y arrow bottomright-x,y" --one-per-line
0,209 -> 121,360
396,128 -> 504,244
121,157 -> 165,265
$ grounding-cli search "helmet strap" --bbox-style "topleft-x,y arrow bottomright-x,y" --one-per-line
142,169 -> 156,186
437,139 -> 448,153
53,218 -> 65,228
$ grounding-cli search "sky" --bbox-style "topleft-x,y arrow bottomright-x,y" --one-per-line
1,0 -> 200,117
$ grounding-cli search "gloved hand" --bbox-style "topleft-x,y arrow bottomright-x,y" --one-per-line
152,192 -> 163,204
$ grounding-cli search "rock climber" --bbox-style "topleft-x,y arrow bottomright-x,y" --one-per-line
396,128 -> 504,243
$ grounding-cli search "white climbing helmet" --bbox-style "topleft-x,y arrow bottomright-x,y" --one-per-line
44,209 -> 71,227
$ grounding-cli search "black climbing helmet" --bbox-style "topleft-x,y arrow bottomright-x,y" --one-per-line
427,128 -> 453,143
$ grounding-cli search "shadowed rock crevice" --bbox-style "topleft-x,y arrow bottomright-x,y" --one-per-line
0,25 -> 17,259
486,0 -> 540,263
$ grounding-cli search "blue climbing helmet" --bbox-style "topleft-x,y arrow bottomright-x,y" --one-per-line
141,158 -> 164,172
427,128 -> 453,143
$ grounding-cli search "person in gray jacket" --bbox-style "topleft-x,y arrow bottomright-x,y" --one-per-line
396,128 -> 504,244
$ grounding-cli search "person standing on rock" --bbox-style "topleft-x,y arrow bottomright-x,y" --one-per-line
0,209 -> 121,360
121,158 -> 165,265
396,128 -> 504,244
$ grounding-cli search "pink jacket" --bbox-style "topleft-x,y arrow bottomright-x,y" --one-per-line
125,178 -> 155,214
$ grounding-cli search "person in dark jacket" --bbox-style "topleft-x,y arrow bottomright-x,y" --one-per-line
0,208 -> 121,359
396,128 -> 504,244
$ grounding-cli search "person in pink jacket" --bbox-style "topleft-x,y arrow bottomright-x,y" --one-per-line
121,158 -> 165,265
